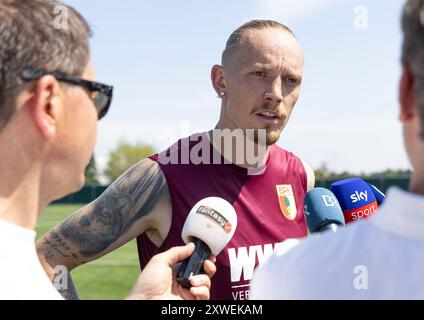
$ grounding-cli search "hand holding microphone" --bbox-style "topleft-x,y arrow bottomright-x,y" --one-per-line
177,197 -> 238,289
126,196 -> 236,300
126,243 -> 217,300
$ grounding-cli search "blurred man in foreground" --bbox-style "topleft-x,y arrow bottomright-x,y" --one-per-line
0,0 -> 215,300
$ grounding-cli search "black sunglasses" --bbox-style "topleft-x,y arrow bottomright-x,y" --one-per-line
21,69 -> 113,120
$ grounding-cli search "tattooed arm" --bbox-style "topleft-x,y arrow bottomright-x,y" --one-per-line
36,158 -> 171,299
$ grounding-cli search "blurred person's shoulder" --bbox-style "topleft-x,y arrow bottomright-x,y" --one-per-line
251,220 -> 373,299
0,219 -> 63,300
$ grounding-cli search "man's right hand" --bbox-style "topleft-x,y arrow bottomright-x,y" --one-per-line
126,243 -> 217,300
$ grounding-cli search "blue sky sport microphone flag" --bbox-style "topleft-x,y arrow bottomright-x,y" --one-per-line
331,178 -> 378,223
367,182 -> 386,205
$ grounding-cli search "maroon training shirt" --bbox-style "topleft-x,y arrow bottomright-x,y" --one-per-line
137,133 -> 308,300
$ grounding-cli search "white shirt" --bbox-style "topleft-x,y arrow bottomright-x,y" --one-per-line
0,219 -> 63,300
250,187 -> 424,300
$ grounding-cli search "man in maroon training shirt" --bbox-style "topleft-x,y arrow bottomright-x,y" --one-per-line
37,20 -> 315,300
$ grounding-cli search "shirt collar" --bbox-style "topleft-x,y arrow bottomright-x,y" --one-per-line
371,187 -> 424,240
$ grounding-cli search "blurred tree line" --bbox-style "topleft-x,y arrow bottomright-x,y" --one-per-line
85,149 -> 412,186
314,162 -> 411,181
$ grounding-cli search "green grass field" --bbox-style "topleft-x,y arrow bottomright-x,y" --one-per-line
36,204 -> 140,300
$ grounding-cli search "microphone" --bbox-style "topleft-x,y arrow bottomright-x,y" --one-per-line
176,197 -> 237,289
330,178 -> 378,224
367,182 -> 386,205
304,188 -> 345,233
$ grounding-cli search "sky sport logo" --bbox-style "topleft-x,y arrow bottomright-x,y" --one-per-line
344,201 -> 378,222
350,190 -> 368,203
196,205 -> 232,233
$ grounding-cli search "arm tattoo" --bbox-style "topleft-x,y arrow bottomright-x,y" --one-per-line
38,230 -> 81,299
41,229 -> 81,269
59,158 -> 165,258
43,230 -> 78,259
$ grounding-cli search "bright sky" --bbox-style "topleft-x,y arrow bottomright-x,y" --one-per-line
66,0 -> 410,174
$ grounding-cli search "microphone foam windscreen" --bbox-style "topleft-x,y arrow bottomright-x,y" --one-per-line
331,178 -> 378,223
304,188 -> 345,233
367,182 -> 386,205
181,197 -> 237,256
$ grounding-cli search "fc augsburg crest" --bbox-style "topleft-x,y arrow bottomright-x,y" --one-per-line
276,184 -> 297,220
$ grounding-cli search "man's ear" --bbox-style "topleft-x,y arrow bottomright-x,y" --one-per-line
28,75 -> 62,139
211,65 -> 227,98
399,64 -> 417,123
